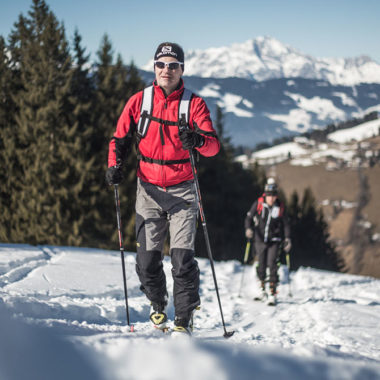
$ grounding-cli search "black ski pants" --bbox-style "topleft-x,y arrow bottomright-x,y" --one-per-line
254,240 -> 281,283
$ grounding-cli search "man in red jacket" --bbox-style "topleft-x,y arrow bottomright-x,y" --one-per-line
106,42 -> 220,334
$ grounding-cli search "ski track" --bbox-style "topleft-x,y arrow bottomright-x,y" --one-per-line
1,245 -> 380,379
0,244 -> 59,287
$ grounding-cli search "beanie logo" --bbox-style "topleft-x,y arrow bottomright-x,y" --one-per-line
157,45 -> 177,58
162,46 -> 172,53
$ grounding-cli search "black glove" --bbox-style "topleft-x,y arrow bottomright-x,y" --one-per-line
179,129 -> 205,150
105,165 -> 123,185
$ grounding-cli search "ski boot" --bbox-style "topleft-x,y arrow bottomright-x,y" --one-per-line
150,299 -> 169,333
172,307 -> 198,337
172,316 -> 192,337
267,282 -> 277,306
254,281 -> 267,301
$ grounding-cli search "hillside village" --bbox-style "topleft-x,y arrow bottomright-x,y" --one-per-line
236,118 -> 380,278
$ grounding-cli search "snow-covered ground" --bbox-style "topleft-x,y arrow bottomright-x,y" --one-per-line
1,243 -> 380,380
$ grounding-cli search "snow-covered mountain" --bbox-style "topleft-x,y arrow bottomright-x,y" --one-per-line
1,243 -> 380,379
143,36 -> 380,86
140,37 -> 380,147
139,70 -> 380,147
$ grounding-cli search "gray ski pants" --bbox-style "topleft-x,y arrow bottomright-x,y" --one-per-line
135,178 -> 200,318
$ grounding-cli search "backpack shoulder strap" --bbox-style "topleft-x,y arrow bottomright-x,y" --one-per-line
137,86 -> 193,140
257,196 -> 264,215
137,85 -> 154,137
179,88 -> 192,126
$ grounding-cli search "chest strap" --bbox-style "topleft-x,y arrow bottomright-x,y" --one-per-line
139,154 -> 190,165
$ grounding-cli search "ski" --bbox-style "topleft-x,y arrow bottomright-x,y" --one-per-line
153,325 -> 170,334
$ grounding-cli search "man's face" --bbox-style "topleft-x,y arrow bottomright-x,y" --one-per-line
155,56 -> 183,94
265,194 -> 277,206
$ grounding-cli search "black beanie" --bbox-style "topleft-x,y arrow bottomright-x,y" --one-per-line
154,42 -> 185,63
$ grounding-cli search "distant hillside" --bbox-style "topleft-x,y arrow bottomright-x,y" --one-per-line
238,120 -> 380,278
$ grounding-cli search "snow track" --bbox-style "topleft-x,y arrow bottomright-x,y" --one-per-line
0,244 -> 379,379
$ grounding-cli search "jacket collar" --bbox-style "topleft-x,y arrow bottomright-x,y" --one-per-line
153,79 -> 184,100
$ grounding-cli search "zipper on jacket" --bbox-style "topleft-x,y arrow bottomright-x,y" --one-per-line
264,204 -> 271,243
159,124 -> 165,145
161,101 -> 167,185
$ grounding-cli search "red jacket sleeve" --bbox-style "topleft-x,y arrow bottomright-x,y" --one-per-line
190,96 -> 220,157
108,92 -> 142,167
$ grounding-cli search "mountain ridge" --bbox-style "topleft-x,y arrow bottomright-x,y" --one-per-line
143,36 -> 380,86
139,70 -> 380,147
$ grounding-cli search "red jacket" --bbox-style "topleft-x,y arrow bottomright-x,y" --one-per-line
108,80 -> 220,187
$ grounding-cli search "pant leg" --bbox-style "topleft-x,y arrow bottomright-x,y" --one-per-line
166,180 -> 200,317
170,248 -> 200,318
254,240 -> 268,282
267,242 -> 281,283
135,180 -> 168,304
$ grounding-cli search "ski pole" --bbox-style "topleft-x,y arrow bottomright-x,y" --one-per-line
113,184 -> 134,331
285,252 -> 292,297
181,130 -> 234,339
238,240 -> 251,297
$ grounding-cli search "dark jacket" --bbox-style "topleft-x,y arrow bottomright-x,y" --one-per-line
245,195 -> 290,244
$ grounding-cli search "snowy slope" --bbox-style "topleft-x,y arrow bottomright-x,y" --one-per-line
143,36 -> 380,86
1,243 -> 380,380
237,118 -> 380,168
327,119 -> 380,143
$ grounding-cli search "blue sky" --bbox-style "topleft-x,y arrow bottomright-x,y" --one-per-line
1,0 -> 380,66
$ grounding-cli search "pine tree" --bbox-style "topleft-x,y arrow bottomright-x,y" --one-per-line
0,36 -> 18,241
90,35 -> 145,249
6,0 -> 89,245
287,188 -> 339,271
69,28 -> 99,246
195,106 -> 263,260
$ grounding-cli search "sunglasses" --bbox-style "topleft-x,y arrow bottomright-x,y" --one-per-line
154,60 -> 183,70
